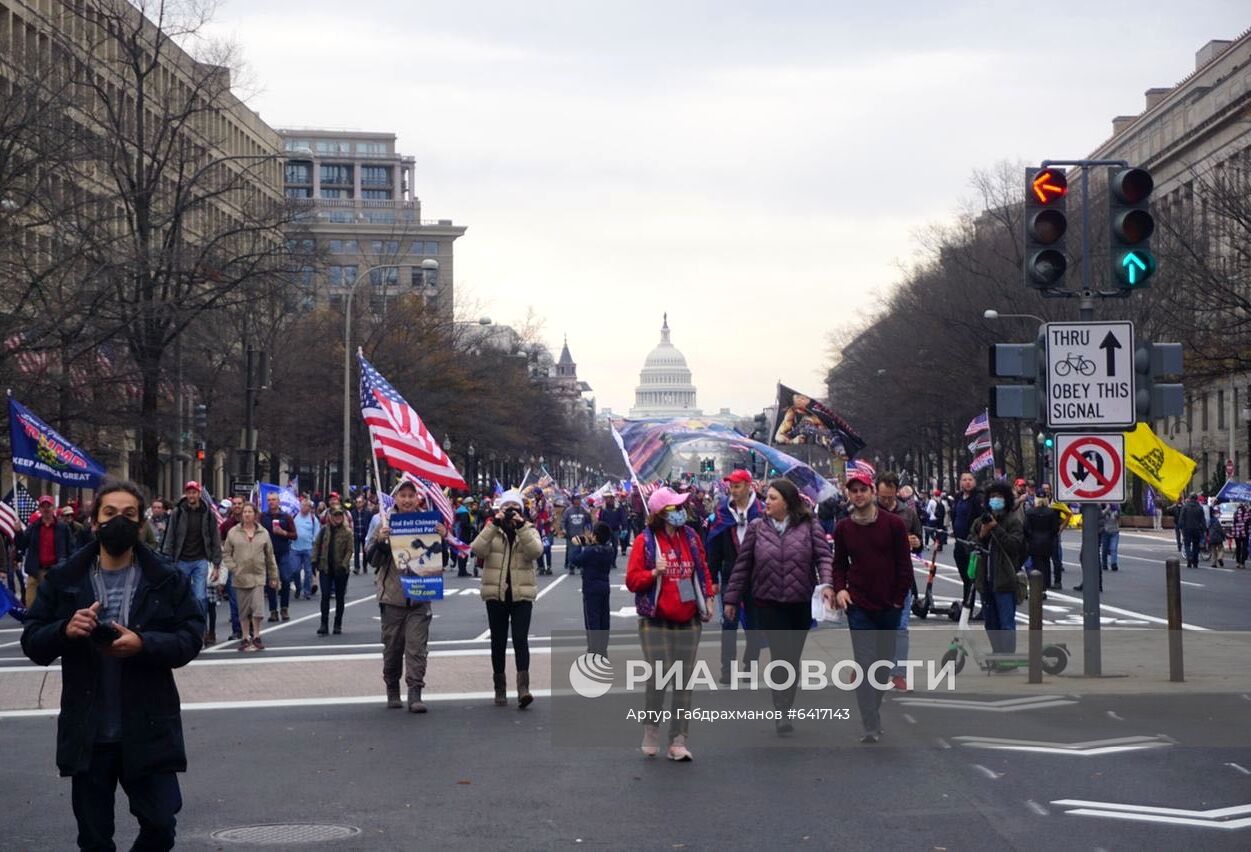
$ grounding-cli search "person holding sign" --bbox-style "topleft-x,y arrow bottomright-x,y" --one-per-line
366,480 -> 447,713
471,490 -> 544,708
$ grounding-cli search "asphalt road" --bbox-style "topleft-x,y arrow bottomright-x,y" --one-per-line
2,537 -> 1249,849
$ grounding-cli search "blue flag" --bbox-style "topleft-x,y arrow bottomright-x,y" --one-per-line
257,481 -> 301,516
7,396 -> 106,487
0,582 -> 27,623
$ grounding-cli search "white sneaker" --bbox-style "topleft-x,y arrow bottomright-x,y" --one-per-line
667,735 -> 693,761
641,725 -> 660,757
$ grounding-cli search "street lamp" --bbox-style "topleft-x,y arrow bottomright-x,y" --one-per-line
983,309 -> 1045,324
342,263 -> 402,497
468,443 -> 476,491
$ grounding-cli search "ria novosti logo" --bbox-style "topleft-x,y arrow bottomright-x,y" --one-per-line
568,653 -> 614,698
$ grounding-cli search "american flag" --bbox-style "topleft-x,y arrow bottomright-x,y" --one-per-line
967,434 -> 992,453
844,459 -> 876,481
358,352 -> 468,490
3,331 -> 51,377
964,410 -> 990,437
0,496 -> 20,541
199,486 -> 225,527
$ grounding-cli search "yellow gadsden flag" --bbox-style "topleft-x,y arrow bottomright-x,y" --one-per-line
1123,423 -> 1197,502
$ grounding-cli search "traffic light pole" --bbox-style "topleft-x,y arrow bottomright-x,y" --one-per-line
1040,158 -> 1132,678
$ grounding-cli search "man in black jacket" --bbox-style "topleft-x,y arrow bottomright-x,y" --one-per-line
706,470 -> 764,683
22,479 -> 204,851
17,495 -> 75,605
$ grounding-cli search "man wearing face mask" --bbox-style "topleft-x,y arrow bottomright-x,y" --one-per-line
971,480 -> 1027,656
22,479 -> 204,851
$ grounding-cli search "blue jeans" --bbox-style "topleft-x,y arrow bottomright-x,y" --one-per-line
845,605 -> 902,734
265,552 -> 298,610
1100,531 -> 1120,569
292,549 -> 313,596
226,574 -> 241,635
891,590 -> 913,677
983,590 -> 1017,654
175,559 -> 209,614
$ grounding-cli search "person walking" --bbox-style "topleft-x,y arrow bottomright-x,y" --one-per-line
221,504 -> 280,651
706,469 -> 765,684
261,492 -> 297,622
571,521 -> 616,657
531,494 -> 554,576
21,479 -> 204,852
562,494 -> 592,574
291,498 -> 321,600
1179,494 -> 1208,569
1208,509 -> 1227,568
1233,504 -> 1249,569
1099,503 -> 1121,573
351,495 -> 376,575
971,480 -> 1027,655
313,506 -> 354,635
16,495 -> 75,607
876,471 -> 923,693
453,503 -> 477,577
159,482 -> 222,645
366,480 -> 438,713
472,490 -> 544,708
821,465 -> 911,743
597,495 -> 628,560
625,487 -> 716,761
723,479 -> 832,734
949,472 -> 983,620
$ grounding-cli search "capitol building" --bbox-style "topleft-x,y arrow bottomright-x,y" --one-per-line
629,314 -> 702,418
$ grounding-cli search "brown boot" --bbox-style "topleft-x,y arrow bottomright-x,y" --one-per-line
280,607 -> 290,622
267,610 -> 279,623
203,631 -> 216,646
408,688 -> 427,714
386,684 -> 402,709
493,673 -> 507,706
517,671 -> 533,709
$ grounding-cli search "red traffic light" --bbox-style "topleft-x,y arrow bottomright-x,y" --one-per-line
1031,169 -> 1068,204
196,449 -> 206,461
1110,167 -> 1153,204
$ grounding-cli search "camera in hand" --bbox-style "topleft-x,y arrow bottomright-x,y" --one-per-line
499,507 -> 521,528
90,621 -> 121,646
980,512 -> 994,524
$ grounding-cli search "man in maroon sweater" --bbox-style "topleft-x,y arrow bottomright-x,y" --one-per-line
821,467 -> 912,742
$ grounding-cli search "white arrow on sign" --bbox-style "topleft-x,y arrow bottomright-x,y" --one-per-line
1051,799 -> 1251,830
894,695 -> 1078,712
952,734 -> 1173,755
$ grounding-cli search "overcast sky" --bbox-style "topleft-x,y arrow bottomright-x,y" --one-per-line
209,0 -> 1248,417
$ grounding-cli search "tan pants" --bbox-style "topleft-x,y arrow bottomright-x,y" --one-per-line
381,602 -> 432,690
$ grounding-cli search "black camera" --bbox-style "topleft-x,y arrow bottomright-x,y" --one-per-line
980,512 -> 994,525
90,621 -> 121,646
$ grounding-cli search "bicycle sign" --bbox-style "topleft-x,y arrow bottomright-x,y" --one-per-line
1044,321 -> 1135,429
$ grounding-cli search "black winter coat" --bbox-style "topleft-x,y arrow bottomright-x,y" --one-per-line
21,542 -> 204,779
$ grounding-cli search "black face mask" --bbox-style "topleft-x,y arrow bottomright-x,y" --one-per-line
97,516 -> 140,557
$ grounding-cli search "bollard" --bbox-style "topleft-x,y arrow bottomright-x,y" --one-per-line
1165,557 -> 1183,682
1028,569 -> 1044,684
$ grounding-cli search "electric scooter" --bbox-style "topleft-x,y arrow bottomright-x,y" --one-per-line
911,537 -> 962,621
939,543 -> 1070,676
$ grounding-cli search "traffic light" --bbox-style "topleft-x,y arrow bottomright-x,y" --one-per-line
1023,167 -> 1068,289
988,326 -> 1046,420
1134,341 -> 1184,421
1109,167 -> 1155,289
194,403 -> 207,434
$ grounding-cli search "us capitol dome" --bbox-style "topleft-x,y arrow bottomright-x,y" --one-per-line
629,314 -> 702,418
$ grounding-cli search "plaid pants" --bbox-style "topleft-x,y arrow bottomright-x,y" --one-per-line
638,616 -> 702,740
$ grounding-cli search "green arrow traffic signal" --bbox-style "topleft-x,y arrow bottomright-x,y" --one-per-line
1115,249 -> 1156,287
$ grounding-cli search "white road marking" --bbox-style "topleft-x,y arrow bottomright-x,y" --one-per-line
896,695 -> 1079,712
1227,763 -> 1251,776
0,640 -> 20,649
1106,710 -> 1124,721
1026,800 -> 1050,816
0,689 -> 556,719
953,734 -> 1172,756
902,713 -> 917,725
1179,581 -> 1205,588
972,764 -> 1003,780
1051,799 -> 1251,829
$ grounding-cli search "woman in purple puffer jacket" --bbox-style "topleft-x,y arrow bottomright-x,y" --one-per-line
723,479 -> 833,733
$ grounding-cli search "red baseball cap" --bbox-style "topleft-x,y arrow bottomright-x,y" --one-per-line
723,469 -> 753,485
183,480 -> 201,492
329,491 -> 340,499
845,469 -> 874,489
1014,478 -> 1027,487
37,495 -> 54,507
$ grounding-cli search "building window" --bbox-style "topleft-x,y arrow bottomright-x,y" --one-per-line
283,138 -> 311,151
358,142 -> 386,154
1218,390 -> 1226,429
411,240 -> 440,255
362,189 -> 391,200
412,268 -> 438,289
361,166 -> 390,185
285,187 -> 311,198
320,164 -> 353,185
315,140 -> 351,154
285,238 -> 314,255
370,267 -> 399,286
285,162 -> 311,184
325,210 -> 355,223
327,265 -> 358,287
1201,392 -> 1209,431
370,240 -> 400,256
364,210 -> 396,224
320,188 -> 350,199
327,239 -> 358,255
